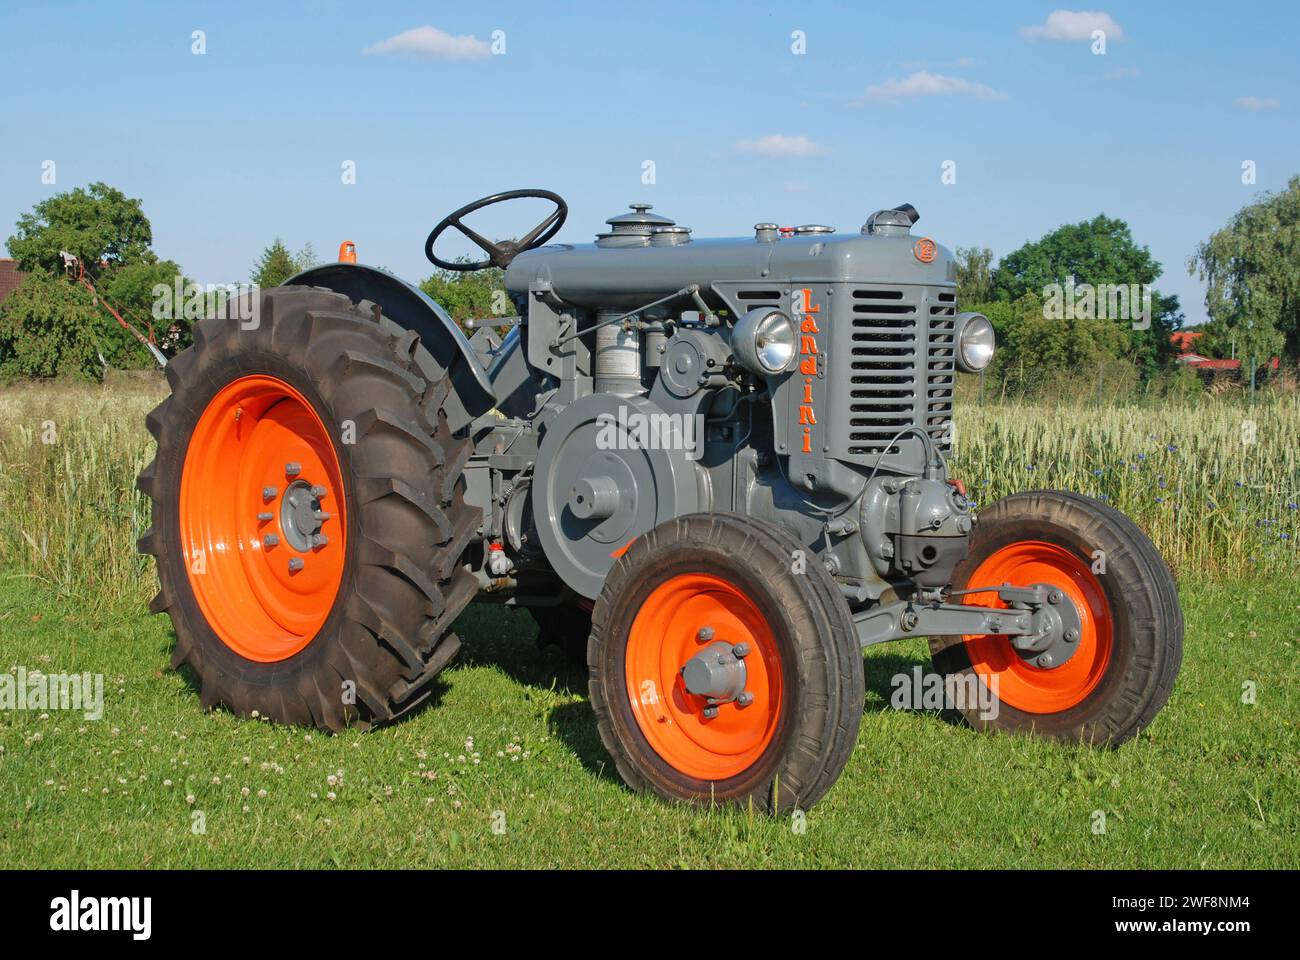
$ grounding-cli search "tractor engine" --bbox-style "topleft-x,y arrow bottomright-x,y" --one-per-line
464,202 -> 995,610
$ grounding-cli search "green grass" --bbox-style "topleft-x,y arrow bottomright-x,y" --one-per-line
1,377 -> 1297,867
2,576 -> 1296,869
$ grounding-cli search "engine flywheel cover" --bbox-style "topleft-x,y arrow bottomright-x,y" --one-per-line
533,394 -> 702,598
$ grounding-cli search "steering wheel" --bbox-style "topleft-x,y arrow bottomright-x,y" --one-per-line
424,189 -> 568,271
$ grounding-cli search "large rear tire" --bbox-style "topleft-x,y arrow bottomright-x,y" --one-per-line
589,513 -> 864,812
929,491 -> 1182,745
138,286 -> 480,730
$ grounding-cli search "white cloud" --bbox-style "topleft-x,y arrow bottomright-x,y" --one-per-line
1021,10 -> 1125,42
861,71 -> 1007,104
734,134 -> 828,158
363,26 -> 490,61
1235,96 -> 1279,111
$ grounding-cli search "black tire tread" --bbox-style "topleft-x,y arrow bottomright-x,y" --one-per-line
139,286 -> 480,731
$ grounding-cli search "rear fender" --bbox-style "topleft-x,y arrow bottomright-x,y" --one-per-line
285,263 -> 496,431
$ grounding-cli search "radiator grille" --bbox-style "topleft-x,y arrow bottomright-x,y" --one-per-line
837,285 -> 955,463
926,291 -> 956,452
846,288 -> 917,456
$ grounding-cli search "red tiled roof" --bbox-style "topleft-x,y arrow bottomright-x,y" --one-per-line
1170,331 -> 1202,352
0,259 -> 27,307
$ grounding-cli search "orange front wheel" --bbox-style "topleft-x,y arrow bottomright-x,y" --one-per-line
589,514 -> 864,813
930,491 -> 1183,745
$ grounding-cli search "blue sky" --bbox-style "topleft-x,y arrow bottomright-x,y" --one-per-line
1,1 -> 1296,324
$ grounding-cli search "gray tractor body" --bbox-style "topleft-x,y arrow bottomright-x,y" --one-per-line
442,204 -> 1007,645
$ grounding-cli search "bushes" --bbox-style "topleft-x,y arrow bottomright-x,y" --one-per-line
0,265 -> 185,381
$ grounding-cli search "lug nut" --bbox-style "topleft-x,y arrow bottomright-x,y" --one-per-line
257,512 -> 273,522
262,534 -> 279,548
262,486 -> 278,500
697,627 -> 714,641
285,462 -> 302,476
288,557 -> 304,573
1048,590 -> 1063,605
1064,629 -> 1079,643
1036,655 -> 1051,667
702,706 -> 719,719
736,691 -> 754,708
311,485 -> 327,498
312,533 -> 329,547
732,642 -> 750,658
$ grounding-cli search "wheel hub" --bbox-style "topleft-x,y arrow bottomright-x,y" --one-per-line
279,478 -> 329,552
1006,582 -> 1085,669
680,638 -> 750,706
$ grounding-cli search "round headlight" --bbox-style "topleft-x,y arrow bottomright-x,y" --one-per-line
955,312 -> 995,373
733,308 -> 796,375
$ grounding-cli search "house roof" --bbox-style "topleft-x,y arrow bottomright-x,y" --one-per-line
0,259 -> 27,307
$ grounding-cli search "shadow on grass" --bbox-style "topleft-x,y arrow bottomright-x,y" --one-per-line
156,624 -> 455,724
863,649 -> 970,729
452,603 -> 622,783
159,600 -> 957,768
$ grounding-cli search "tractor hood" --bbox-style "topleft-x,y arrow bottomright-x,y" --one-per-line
505,205 -> 956,310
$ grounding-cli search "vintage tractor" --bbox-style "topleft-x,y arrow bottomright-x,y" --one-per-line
138,189 -> 1183,811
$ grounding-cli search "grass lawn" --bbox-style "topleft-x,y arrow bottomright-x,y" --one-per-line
1,575 -> 1296,869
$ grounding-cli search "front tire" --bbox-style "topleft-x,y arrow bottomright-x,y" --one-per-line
929,491 -> 1183,745
589,513 -> 865,812
138,287 -> 480,730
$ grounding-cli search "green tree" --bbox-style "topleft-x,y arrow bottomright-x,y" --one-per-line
251,239 -> 299,288
250,239 -> 321,288
1,184 -> 191,377
105,259 -> 194,357
992,214 -> 1181,378
7,182 -> 153,274
0,262 -> 189,379
1188,175 -> 1300,364
954,246 -> 994,304
419,263 -> 509,333
0,267 -> 106,378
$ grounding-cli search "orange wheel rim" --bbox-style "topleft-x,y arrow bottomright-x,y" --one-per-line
180,375 -> 347,662
625,574 -> 783,780
962,541 -> 1112,713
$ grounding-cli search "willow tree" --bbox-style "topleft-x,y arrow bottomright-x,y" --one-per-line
1189,176 -> 1300,363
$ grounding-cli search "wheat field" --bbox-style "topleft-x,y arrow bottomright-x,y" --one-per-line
0,377 -> 1296,610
